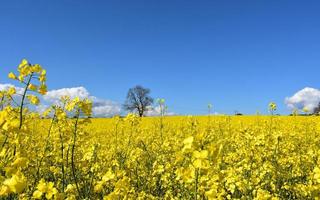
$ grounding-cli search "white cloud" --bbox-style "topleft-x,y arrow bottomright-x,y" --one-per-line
0,83 -> 24,95
285,87 -> 320,111
44,87 -> 90,103
0,84 -> 25,106
43,87 -> 121,117
91,97 -> 121,117
43,87 -> 177,117
1,84 -> 178,117
144,105 -> 176,116
0,84 -> 121,117
35,104 -> 50,114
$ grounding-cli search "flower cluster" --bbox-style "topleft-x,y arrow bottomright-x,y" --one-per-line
1,60 -> 320,199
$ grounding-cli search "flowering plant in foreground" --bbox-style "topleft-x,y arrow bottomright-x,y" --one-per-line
1,60 -> 320,199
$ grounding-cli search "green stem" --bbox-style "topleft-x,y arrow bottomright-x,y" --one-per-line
19,73 -> 33,129
195,168 -> 199,200
71,111 -> 82,198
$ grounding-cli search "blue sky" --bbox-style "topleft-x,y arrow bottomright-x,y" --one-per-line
1,0 -> 320,115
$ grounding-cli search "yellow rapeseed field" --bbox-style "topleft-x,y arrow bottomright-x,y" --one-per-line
2,60 -> 320,199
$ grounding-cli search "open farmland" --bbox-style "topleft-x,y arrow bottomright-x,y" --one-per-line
2,1 -> 320,199
1,61 -> 320,199
2,100 -> 320,199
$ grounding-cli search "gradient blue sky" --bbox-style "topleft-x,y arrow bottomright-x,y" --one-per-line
1,0 -> 320,115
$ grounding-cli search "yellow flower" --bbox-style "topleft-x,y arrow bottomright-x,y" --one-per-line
176,167 -> 195,183
42,108 -> 52,117
10,119 -> 20,130
268,102 -> 277,112
193,159 -> 209,168
34,179 -> 58,199
193,150 -> 208,159
39,75 -> 46,82
37,179 -> 47,193
27,95 -> 40,105
7,87 -> 16,95
255,188 -> 272,200
45,182 -> 58,199
11,157 -> 28,168
182,136 -> 193,151
8,72 -> 17,80
31,64 -> 42,73
19,59 -> 28,68
28,84 -> 37,91
102,170 -> 115,182
94,182 -> 104,192
0,185 -> 10,196
18,75 -> 24,82
313,167 -> 320,183
192,150 -> 209,168
205,188 -> 217,200
66,101 -> 76,111
38,84 -> 47,95
33,190 -> 43,199
3,172 -> 27,194
183,136 -> 194,145
65,184 -> 75,193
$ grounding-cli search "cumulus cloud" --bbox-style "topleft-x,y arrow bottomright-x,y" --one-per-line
144,105 -> 176,116
285,87 -> 320,111
0,83 -> 24,95
44,87 -> 90,103
42,86 -> 121,117
35,104 -> 50,114
91,97 -> 121,117
0,84 -> 121,117
0,84 -> 177,117
43,88 -> 176,117
0,84 -> 25,105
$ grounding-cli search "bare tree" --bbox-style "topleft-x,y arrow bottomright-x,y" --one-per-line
123,85 -> 154,117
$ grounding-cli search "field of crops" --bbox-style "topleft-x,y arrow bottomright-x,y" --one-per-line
2,61 -> 320,200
